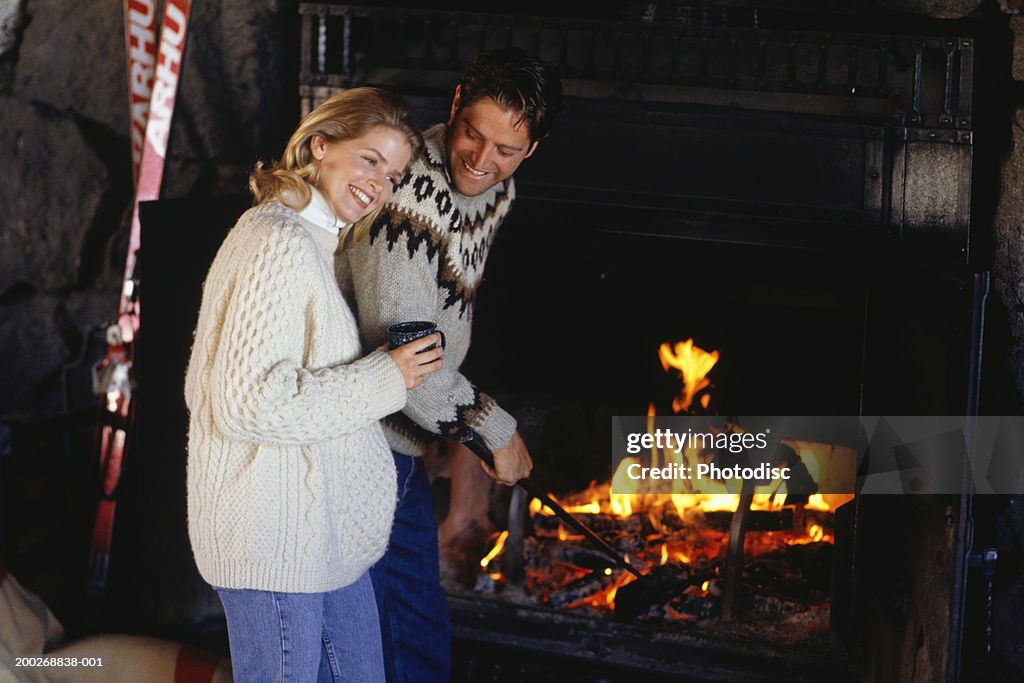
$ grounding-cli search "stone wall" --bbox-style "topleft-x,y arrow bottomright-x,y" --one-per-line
994,14 -> 1024,411
0,0 -> 297,638
0,0 -> 296,420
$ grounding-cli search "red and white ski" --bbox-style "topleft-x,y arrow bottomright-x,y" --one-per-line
88,0 -> 193,601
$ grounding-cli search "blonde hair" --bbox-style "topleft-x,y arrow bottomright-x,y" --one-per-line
249,87 -> 423,247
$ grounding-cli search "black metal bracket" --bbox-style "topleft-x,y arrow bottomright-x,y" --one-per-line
966,547 -> 998,661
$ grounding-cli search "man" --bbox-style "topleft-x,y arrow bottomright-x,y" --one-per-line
335,47 -> 563,682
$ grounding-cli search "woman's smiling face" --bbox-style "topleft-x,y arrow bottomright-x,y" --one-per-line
310,126 -> 413,223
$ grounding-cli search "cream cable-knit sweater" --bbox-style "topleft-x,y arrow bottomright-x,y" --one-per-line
185,199 -> 406,593
336,123 -> 518,457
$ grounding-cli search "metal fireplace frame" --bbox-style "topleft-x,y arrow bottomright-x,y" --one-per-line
298,3 -> 975,256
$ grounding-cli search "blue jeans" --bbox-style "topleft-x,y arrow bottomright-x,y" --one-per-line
370,452 -> 451,683
215,572 -> 384,683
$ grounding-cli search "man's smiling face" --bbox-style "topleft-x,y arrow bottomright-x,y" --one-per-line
446,89 -> 538,197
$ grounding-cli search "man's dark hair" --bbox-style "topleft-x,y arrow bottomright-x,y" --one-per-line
457,47 -> 563,142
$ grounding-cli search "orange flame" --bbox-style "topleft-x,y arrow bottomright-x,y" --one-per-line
610,459 -> 635,517
658,339 -> 719,413
530,497 -> 555,517
480,530 -> 509,569
564,501 -> 601,514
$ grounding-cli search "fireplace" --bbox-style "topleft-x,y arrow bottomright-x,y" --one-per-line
295,4 -> 989,680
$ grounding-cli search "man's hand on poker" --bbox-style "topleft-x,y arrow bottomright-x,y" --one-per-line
479,429 -> 533,485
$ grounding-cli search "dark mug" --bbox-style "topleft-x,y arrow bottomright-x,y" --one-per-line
388,321 -> 446,352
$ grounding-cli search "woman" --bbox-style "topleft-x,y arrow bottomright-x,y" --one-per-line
184,88 -> 439,682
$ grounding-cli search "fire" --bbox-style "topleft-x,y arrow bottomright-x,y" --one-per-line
530,497 -> 554,516
805,494 -> 831,512
538,457 -> 846,524
659,338 -> 719,413
480,530 -> 508,569
473,335 -> 854,622
564,501 -> 601,514
610,459 -> 636,517
784,522 -> 834,546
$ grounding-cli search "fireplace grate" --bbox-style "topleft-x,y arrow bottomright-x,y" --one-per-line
298,3 -> 972,131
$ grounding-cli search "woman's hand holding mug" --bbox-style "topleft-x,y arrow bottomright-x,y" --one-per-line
385,328 -> 444,389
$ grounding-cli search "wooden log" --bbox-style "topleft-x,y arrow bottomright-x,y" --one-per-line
532,513 -> 644,538
547,571 -> 618,609
613,532 -> 648,556
547,544 -> 623,571
669,592 -> 717,620
614,563 -> 691,620
703,508 -> 794,532
579,513 -> 647,538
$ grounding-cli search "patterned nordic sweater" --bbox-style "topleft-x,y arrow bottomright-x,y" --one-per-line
336,123 -> 518,456
185,201 -> 406,593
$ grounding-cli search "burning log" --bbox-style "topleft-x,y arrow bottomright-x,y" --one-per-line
613,532 -> 648,556
530,510 -> 650,562
547,570 -> 620,609
669,592 -> 718,620
532,512 -> 645,538
547,544 -> 624,572
649,505 -> 687,533
703,508 -> 794,532
613,563 -> 692,620
747,542 -> 835,599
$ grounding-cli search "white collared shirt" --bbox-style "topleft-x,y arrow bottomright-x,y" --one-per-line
299,185 -> 347,236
